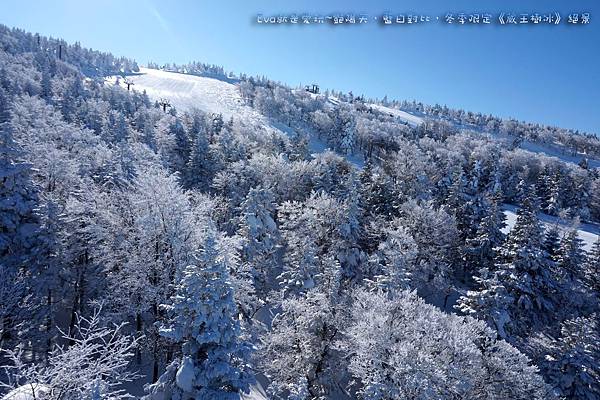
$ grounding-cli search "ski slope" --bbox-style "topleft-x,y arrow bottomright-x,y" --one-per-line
108,68 -> 366,168
108,68 -> 279,133
516,138 -> 600,169
369,104 -> 424,127
502,204 -> 599,251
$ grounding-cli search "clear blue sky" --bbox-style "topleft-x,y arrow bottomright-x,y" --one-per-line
2,0 -> 599,134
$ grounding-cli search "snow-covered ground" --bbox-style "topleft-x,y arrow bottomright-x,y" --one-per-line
241,383 -> 268,400
108,68 -> 365,168
369,104 -> 424,127
502,204 -> 599,251
270,120 -> 365,168
480,132 -> 600,169
107,68 -> 278,132
1,385 -> 50,400
517,138 -> 600,169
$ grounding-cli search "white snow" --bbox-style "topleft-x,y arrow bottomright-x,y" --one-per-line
502,204 -> 599,251
1,385 -> 51,400
517,138 -> 600,169
369,104 -> 424,127
486,132 -> 600,169
270,120 -> 365,168
109,68 -> 365,168
328,96 -> 341,106
175,356 -> 195,392
241,382 -> 268,400
108,68 -> 274,127
112,68 -> 599,173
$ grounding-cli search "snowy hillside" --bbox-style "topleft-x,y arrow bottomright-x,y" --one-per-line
503,204 -> 599,251
112,69 -> 599,171
4,24 -> 600,400
369,103 -> 424,126
109,68 -> 368,167
107,67 -> 288,140
109,68 -> 249,119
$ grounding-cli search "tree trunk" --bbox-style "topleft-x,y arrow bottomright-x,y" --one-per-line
136,313 -> 142,364
46,288 -> 53,358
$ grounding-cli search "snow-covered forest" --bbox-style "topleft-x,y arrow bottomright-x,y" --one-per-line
1,24 -> 599,399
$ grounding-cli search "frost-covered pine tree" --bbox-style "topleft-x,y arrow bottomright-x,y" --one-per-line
238,187 -> 280,300
331,174 -> 363,280
186,124 -> 216,190
456,267 -> 513,338
0,127 -> 51,349
584,238 -> 600,297
555,228 -> 586,283
543,225 -> 561,261
463,192 -> 560,339
277,199 -> 319,295
463,192 -> 506,276
146,233 -> 254,400
528,314 -> 599,400
554,228 -> 588,316
338,116 -> 355,155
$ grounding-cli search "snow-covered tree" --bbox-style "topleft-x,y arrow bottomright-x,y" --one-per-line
463,192 -> 506,276
461,193 -> 560,339
1,306 -> 139,400
146,233 -> 254,400
238,187 -> 280,302
555,228 -> 586,283
0,126 -> 53,350
397,200 -> 460,304
528,315 -> 599,400
345,289 -> 551,400
258,289 -> 345,399
584,238 -> 600,297
543,225 -> 561,261
277,199 -> 319,295
372,224 -> 417,291
97,166 -> 202,381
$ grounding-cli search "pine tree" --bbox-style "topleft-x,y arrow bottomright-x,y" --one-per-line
277,199 -> 319,296
238,187 -> 280,301
528,315 -> 600,400
0,86 -> 10,123
535,166 -> 552,211
457,267 -> 513,338
0,127 -> 52,350
463,193 -> 506,276
40,66 -> 53,101
460,192 -> 560,339
209,113 -> 225,140
445,167 -> 473,238
515,176 -> 528,205
186,127 -> 216,190
556,228 -> 586,283
148,233 -> 254,400
543,225 -> 561,261
359,164 -> 395,218
584,238 -> 600,296
546,171 -> 562,215
498,192 -> 559,335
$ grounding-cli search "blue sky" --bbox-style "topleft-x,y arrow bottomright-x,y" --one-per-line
2,0 -> 599,134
